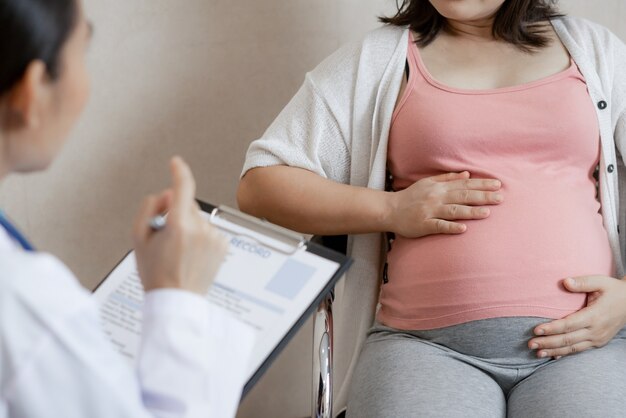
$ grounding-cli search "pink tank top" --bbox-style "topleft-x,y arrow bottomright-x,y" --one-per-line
379,35 -> 615,330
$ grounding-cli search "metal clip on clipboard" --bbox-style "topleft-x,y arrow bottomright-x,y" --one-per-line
210,205 -> 307,255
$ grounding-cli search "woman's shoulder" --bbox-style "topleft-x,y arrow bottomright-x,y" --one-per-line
308,24 -> 408,93
361,24 -> 408,49
317,24 -> 407,66
553,15 -> 625,53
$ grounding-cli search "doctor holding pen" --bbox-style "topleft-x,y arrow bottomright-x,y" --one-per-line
0,0 -> 254,417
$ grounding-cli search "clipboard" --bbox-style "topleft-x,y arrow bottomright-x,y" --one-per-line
93,200 -> 352,397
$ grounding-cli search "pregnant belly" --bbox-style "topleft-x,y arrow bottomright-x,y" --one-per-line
379,184 -> 615,330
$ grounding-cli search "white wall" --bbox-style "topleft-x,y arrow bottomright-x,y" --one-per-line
0,1 -> 623,417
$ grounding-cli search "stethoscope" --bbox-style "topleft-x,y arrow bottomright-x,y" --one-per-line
0,211 -> 35,251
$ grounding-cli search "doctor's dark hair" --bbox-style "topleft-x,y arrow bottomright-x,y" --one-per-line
380,0 -> 563,52
0,0 -> 77,95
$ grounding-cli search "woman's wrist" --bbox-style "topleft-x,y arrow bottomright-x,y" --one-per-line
361,188 -> 397,234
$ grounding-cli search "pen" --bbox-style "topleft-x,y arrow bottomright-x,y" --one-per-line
149,215 -> 167,231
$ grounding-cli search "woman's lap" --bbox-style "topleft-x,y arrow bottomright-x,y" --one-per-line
346,330 -> 506,418
346,321 -> 626,418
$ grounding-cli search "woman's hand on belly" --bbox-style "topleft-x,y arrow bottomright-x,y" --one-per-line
386,171 -> 503,238
528,275 -> 626,359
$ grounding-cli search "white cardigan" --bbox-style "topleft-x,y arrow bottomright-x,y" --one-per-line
242,16 -> 626,414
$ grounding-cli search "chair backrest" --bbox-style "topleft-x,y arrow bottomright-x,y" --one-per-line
311,235 -> 348,255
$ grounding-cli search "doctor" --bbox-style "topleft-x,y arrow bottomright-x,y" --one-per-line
0,0 -> 255,417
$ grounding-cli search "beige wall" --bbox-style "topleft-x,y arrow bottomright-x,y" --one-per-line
0,1 -> 623,417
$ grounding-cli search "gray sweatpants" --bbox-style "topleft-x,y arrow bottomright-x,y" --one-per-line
346,317 -> 626,418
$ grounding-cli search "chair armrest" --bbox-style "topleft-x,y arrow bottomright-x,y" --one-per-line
312,290 -> 334,418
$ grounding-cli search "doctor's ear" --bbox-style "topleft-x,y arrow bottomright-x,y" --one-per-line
4,60 -> 49,130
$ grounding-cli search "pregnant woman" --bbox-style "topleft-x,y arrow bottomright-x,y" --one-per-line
238,0 -> 626,416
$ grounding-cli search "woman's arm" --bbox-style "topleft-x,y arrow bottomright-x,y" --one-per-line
238,165 -> 503,238
238,166 -> 389,235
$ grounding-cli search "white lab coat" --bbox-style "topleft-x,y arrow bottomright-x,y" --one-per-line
0,227 -> 255,418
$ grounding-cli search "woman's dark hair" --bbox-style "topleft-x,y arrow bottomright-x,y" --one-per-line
0,0 -> 77,95
380,0 -> 562,52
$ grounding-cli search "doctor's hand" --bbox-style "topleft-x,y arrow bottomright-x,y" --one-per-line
384,171 -> 503,238
528,275 -> 626,359
133,156 -> 229,295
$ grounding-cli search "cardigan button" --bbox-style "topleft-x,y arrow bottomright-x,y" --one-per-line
598,100 -> 608,110
608,164 -> 615,173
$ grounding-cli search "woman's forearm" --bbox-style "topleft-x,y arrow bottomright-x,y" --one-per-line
237,166 -> 392,235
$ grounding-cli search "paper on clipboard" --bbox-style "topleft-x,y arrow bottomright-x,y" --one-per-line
93,206 -> 343,388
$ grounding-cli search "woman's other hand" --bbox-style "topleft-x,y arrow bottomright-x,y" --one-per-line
528,275 -> 626,359
384,171 -> 503,238
133,156 -> 228,295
